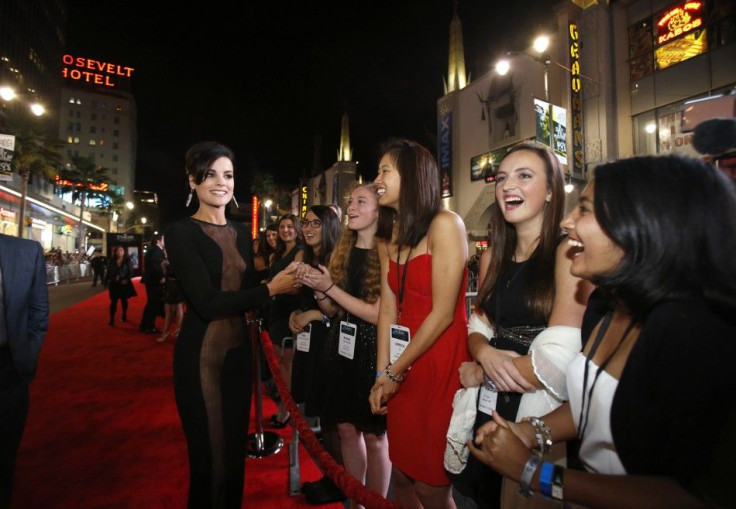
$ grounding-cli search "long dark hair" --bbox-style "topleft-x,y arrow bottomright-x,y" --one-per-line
375,138 -> 441,247
592,154 -> 736,316
272,213 -> 303,262
476,141 -> 565,322
301,205 -> 341,267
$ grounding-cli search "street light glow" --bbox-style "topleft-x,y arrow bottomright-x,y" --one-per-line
0,86 -> 15,101
264,199 -> 273,208
495,59 -> 510,76
125,201 -> 134,209
140,217 -> 147,224
533,35 -> 550,54
30,102 -> 45,116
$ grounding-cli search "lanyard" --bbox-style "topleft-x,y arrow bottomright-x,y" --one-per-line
396,246 -> 413,320
578,311 -> 636,440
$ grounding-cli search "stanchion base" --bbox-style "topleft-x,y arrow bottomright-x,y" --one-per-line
246,431 -> 285,458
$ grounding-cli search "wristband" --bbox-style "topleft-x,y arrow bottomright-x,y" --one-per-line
315,293 -> 328,301
323,282 -> 335,294
551,465 -> 564,500
518,452 -> 541,498
384,363 -> 405,384
321,314 -> 330,327
538,461 -> 554,498
376,371 -> 382,378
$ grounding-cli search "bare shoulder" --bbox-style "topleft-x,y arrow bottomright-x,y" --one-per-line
430,209 -> 466,235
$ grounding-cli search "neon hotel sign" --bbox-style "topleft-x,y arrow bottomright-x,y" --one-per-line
657,2 -> 703,45
61,55 -> 134,87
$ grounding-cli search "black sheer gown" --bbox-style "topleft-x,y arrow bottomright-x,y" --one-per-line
166,218 -> 270,509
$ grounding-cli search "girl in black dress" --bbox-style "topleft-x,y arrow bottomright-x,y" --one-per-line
166,141 -> 297,508
105,245 -> 136,325
299,183 -> 392,507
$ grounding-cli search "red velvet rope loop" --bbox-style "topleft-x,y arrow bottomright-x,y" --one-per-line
259,330 -> 402,509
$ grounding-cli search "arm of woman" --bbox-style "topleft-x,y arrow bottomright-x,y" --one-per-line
369,239 -> 398,414
468,249 -> 531,392
389,211 -> 466,377
305,264 -> 381,324
166,222 -> 295,320
507,241 -> 594,390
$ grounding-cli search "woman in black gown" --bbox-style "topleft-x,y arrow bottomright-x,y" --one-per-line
165,141 -> 297,508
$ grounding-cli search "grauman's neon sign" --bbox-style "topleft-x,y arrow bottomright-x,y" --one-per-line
61,54 -> 135,88
657,1 -> 703,45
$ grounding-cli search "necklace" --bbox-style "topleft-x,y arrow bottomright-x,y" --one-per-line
577,311 -> 636,440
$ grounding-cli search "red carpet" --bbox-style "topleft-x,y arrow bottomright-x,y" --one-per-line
12,279 -> 343,509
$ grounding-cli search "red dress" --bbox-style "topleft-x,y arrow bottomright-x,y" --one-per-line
387,253 -> 470,486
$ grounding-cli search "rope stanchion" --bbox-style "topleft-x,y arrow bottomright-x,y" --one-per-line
245,317 -> 285,458
259,330 -> 402,509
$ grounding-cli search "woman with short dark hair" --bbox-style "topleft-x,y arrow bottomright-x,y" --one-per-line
469,155 -> 736,508
165,141 -> 297,508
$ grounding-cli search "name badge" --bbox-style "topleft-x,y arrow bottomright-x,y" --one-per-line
338,321 -> 357,359
296,323 -> 311,352
389,324 -> 411,364
478,385 -> 498,416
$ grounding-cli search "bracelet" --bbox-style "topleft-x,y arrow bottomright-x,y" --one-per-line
518,452 -> 542,498
523,416 -> 553,455
538,461 -> 554,498
551,465 -> 564,501
323,282 -> 335,294
483,373 -> 498,392
376,371 -> 383,378
384,363 -> 405,384
314,292 -> 328,301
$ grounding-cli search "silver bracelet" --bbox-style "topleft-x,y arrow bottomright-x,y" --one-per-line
384,363 -> 405,384
524,416 -> 553,455
518,451 -> 542,498
483,373 -> 498,392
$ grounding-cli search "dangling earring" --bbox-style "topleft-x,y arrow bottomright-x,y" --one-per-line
185,188 -> 194,207
232,196 -> 239,208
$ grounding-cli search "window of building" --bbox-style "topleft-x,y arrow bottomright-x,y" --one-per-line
112,168 -> 118,174
90,126 -> 96,133
67,122 -> 73,131
112,154 -> 119,162
91,100 -> 97,109
113,130 -> 119,136
75,123 -> 81,132
113,142 -> 119,149
114,116 -> 120,124
90,113 -> 97,120
73,137 -> 80,144
76,111 -> 81,118
99,139 -> 105,146
69,109 -> 74,117
89,139 -> 96,146
76,98 -> 81,105
66,136 -> 73,144
114,106 -> 123,113
68,97 -> 76,104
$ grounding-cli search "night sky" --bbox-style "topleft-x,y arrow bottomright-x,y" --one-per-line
65,0 -> 551,225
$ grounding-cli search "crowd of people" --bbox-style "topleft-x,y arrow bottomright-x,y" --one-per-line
20,138 -> 728,509
155,138 -> 736,509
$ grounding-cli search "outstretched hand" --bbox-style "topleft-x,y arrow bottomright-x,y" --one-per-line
298,264 -> 334,293
268,263 -> 299,295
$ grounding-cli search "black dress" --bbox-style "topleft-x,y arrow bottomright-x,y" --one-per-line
166,218 -> 270,509
322,247 -> 386,435
452,259 -> 546,508
267,246 -> 302,347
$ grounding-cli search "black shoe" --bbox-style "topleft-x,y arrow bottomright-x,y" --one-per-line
121,314 -> 127,322
304,477 -> 345,505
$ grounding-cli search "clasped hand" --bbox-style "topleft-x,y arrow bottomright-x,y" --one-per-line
467,412 -> 535,482
476,344 -> 534,393
368,373 -> 399,415
295,263 -> 334,293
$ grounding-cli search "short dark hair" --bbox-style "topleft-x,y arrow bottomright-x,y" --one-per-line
377,138 -> 440,247
184,141 -> 235,185
592,154 -> 736,315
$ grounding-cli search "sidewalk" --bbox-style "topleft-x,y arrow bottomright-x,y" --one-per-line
47,277 -> 107,315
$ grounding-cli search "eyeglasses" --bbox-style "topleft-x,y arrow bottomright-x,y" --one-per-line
300,219 -> 322,228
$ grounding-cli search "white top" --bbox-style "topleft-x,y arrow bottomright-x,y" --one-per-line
566,353 -> 626,475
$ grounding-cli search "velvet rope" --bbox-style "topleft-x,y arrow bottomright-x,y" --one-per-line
258,330 -> 402,509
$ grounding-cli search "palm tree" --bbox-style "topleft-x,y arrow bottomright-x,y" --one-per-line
8,126 -> 64,238
57,155 -> 111,251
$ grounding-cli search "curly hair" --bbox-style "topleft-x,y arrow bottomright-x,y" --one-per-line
328,183 -> 381,313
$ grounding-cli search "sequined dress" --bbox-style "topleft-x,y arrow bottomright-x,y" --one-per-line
322,246 -> 386,434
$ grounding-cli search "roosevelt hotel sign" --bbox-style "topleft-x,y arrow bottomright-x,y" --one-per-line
61,54 -> 135,89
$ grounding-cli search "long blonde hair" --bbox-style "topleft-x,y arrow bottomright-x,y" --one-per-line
328,183 -> 381,313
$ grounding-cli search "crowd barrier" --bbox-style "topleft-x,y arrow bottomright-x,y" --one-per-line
257,329 -> 402,509
46,261 -> 91,285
